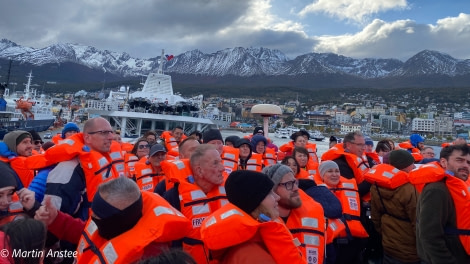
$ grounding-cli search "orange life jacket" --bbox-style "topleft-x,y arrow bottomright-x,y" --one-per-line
221,146 -> 239,176
134,159 -> 166,192
325,217 -> 347,245
365,151 -> 381,165
306,142 -> 319,165
297,169 -> 314,181
279,141 -> 294,155
177,180 -> 228,264
32,148 -> 44,155
160,159 -> 193,191
120,142 -> 134,153
24,152 -> 51,171
46,133 -> 126,202
408,161 -> 443,192
363,164 -> 409,189
285,190 -> 326,264
410,165 -> 470,255
79,141 -> 126,202
201,203 -> 305,264
51,133 -> 62,144
277,151 -> 287,161
398,141 -> 423,162
329,177 -> 369,239
0,156 -> 35,187
123,153 -> 139,179
76,191 -> 191,264
241,153 -> 263,172
321,144 -> 370,185
0,197 -> 24,226
263,147 -> 277,167
161,131 -> 186,157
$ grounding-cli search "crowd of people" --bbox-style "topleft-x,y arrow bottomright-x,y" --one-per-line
1,118 -> 470,264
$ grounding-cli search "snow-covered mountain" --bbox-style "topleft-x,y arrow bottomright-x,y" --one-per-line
1,38 -> 469,81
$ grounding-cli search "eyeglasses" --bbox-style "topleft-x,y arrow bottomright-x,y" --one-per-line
138,144 -> 150,149
34,140 -> 43,145
423,152 -> 435,156
87,130 -> 114,136
278,179 -> 299,190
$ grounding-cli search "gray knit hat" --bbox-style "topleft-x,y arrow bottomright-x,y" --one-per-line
319,161 -> 339,179
262,164 -> 293,186
3,130 -> 32,153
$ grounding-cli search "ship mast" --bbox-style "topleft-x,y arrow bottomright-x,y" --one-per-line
157,49 -> 165,74
24,71 -> 33,99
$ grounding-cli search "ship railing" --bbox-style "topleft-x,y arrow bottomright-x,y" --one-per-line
86,100 -> 125,111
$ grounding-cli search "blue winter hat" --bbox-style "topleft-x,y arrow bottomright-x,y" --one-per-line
410,134 -> 424,148
250,135 -> 267,153
62,122 -> 80,139
365,136 -> 373,146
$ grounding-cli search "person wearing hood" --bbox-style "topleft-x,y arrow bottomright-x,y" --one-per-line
251,134 -> 277,167
0,130 -> 35,187
365,150 -> 419,264
235,138 -> 263,171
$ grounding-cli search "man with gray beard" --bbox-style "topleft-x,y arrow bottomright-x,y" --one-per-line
263,164 -> 327,264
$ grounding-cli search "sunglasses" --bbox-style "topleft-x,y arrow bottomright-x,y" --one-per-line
34,140 -> 43,145
138,144 -> 150,149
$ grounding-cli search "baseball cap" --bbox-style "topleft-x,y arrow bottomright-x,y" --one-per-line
149,144 -> 167,156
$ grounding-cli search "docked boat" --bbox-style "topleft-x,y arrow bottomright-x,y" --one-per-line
85,50 -> 215,138
274,126 -> 300,139
274,128 -> 290,139
308,130 -> 326,141
0,71 -> 55,140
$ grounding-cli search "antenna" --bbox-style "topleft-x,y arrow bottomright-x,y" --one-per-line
158,49 -> 165,75
5,60 -> 12,87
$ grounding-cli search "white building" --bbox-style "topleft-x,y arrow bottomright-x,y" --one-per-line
412,118 -> 435,133
340,123 -> 362,133
434,116 -> 453,137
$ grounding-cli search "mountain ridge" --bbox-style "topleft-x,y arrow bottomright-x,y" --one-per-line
1,38 -> 470,89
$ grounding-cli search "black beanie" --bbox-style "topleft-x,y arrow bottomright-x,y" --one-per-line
0,162 -> 18,190
225,135 -> 240,146
28,130 -> 42,142
389,149 -> 415,170
202,129 -> 223,143
225,170 -> 274,214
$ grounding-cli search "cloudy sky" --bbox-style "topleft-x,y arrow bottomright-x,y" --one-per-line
0,0 -> 468,61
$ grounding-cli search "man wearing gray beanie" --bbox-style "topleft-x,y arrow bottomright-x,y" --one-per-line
262,164 -> 327,263
0,130 -> 34,188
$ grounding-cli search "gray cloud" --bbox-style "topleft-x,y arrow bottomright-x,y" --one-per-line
0,0 -> 469,61
314,14 -> 470,60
